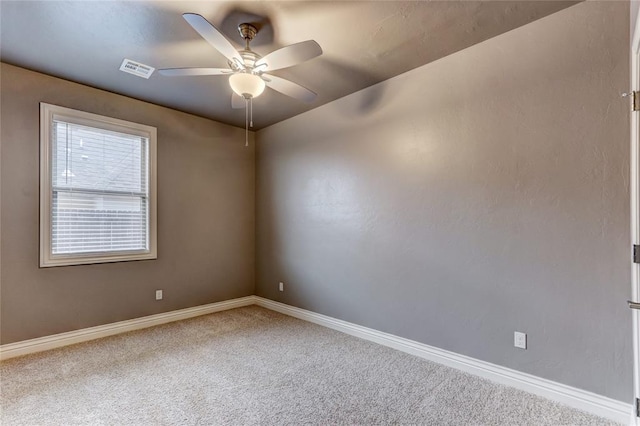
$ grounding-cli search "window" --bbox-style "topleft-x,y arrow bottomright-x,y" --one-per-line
40,103 -> 157,267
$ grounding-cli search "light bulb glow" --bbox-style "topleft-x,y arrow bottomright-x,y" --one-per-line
229,73 -> 265,99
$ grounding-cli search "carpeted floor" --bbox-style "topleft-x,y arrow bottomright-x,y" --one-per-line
0,306 -> 617,425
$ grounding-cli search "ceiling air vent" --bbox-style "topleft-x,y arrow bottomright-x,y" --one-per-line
119,59 -> 155,79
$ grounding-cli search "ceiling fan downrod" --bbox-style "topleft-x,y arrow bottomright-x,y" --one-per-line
238,23 -> 257,50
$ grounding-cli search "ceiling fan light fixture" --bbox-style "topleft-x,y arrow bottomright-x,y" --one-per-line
229,73 -> 265,99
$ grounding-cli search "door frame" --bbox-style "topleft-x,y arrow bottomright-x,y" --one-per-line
631,3 -> 640,425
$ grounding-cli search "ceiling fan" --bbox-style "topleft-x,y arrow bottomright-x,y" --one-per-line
159,13 -> 323,109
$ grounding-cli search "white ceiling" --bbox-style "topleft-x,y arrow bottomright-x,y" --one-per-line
0,1 -> 579,130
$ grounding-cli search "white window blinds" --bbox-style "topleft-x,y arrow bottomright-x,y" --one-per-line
41,104 -> 156,266
51,120 -> 149,255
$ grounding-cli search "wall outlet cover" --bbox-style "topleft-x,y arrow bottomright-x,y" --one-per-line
514,331 -> 527,349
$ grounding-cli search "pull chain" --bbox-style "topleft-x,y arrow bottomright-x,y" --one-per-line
245,97 -> 249,147
250,97 -> 253,128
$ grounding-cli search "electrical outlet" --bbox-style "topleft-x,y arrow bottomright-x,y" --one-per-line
155,290 -> 163,300
514,331 -> 527,349
279,282 -> 284,292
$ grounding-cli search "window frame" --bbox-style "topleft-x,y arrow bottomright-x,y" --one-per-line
39,103 -> 157,267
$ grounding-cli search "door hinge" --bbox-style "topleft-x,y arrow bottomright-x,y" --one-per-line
636,398 -> 640,417
623,91 -> 640,111
634,245 -> 640,264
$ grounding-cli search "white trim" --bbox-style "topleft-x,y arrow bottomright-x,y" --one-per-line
0,296 -> 256,361
253,297 -> 633,424
1,295 -> 632,423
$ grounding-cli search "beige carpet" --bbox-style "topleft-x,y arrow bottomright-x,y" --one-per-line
0,306 -> 617,425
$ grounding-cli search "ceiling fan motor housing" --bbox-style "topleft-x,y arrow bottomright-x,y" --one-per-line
240,50 -> 261,70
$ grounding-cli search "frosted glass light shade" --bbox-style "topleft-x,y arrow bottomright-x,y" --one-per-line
229,73 -> 265,98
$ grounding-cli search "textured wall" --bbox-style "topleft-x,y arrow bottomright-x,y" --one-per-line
256,1 -> 631,401
0,63 -> 255,344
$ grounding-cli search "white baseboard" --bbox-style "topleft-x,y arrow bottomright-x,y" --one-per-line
1,295 -> 632,424
253,297 -> 633,425
0,296 -> 256,361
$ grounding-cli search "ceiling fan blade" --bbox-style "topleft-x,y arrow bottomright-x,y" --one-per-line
255,40 -> 322,72
158,68 -> 232,77
263,74 -> 317,103
182,13 -> 243,66
231,93 -> 245,109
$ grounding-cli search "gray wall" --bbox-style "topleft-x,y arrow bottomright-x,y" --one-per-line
1,63 -> 255,344
632,0 -> 639,42
256,1 -> 631,401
